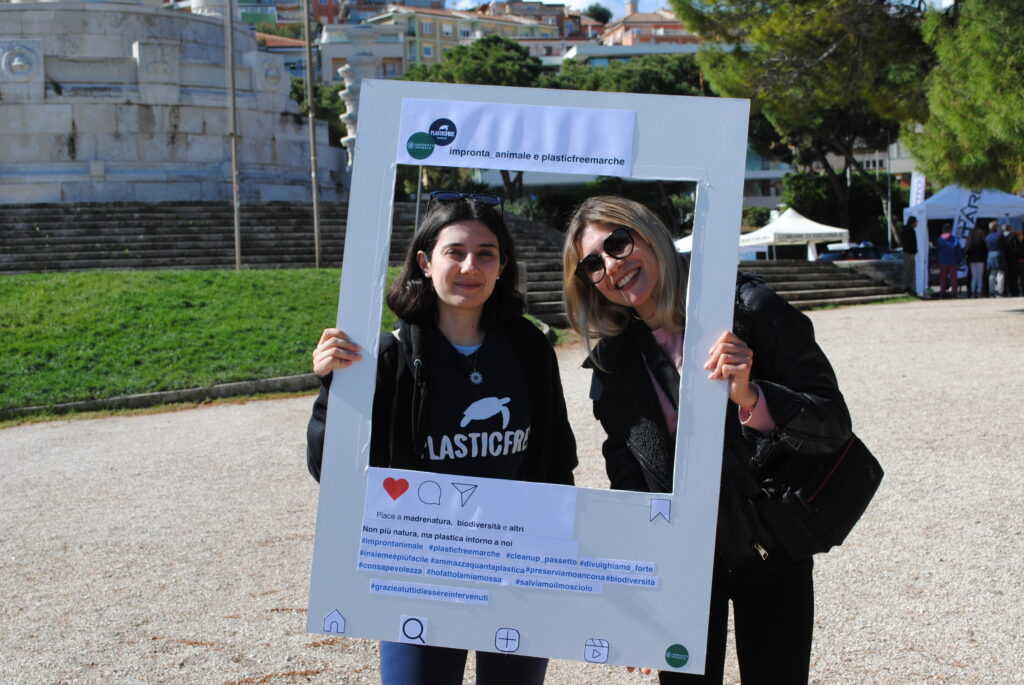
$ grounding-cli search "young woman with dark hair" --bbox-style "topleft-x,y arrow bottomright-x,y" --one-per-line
562,196 -> 851,684
306,193 -> 577,685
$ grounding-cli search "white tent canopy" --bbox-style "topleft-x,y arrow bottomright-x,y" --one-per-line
739,208 -> 849,246
739,208 -> 849,260
902,185 -> 1024,223
674,208 -> 848,260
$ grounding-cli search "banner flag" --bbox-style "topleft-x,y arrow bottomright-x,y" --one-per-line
397,99 -> 635,177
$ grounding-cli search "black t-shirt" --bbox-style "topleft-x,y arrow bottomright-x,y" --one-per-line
418,327 -> 532,479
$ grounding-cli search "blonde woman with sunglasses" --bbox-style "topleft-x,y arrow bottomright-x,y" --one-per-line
562,196 -> 851,684
307,192 -> 577,685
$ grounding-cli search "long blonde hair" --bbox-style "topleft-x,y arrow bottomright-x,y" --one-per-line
562,196 -> 686,350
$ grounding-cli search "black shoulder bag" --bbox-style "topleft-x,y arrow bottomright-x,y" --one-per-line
728,434 -> 884,559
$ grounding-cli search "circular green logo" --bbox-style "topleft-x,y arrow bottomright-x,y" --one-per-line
665,644 -> 689,668
406,132 -> 435,160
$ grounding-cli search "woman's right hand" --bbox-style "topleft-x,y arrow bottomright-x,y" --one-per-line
312,328 -> 363,377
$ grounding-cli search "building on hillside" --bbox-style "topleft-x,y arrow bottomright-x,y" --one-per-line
599,2 -> 698,47
744,148 -> 791,209
474,1 -> 583,38
517,37 -> 595,62
312,0 -> 342,24
367,6 -> 548,67
165,0 -> 296,23
319,23 -> 405,81
255,32 -> 310,79
165,0 -> 328,25
579,14 -> 605,39
340,0 -> 443,24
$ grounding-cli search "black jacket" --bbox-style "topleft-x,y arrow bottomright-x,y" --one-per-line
586,274 -> 851,567
307,316 -> 577,486
899,224 -> 918,254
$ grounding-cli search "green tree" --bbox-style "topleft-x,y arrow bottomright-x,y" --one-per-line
540,53 -> 702,96
907,0 -> 1024,192
583,3 -> 613,24
289,79 -> 347,147
782,170 -> 909,243
402,35 -> 543,88
672,0 -> 932,234
253,22 -> 307,40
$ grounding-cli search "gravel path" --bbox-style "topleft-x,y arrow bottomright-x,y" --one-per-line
2,298 -> 1022,684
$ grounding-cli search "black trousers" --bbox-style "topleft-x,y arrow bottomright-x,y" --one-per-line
660,554 -> 814,685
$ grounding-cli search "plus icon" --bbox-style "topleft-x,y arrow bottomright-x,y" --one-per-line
494,628 -> 520,653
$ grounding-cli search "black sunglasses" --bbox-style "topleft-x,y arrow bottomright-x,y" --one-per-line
575,227 -> 635,284
426,191 -> 503,217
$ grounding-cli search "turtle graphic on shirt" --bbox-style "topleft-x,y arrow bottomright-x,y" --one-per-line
460,396 -> 511,429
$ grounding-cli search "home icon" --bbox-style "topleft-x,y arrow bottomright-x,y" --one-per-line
323,610 -> 346,634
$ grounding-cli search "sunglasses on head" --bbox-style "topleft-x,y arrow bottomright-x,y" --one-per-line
426,190 -> 503,217
575,226 -> 635,284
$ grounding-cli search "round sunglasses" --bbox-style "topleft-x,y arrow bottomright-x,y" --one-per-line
575,226 -> 635,284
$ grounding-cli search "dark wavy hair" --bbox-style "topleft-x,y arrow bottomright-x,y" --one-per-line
386,197 -> 524,328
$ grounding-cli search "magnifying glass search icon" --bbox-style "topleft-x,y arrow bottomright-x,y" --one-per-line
401,617 -> 426,643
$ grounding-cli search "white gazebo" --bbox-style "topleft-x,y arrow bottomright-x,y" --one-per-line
739,208 -> 849,260
674,208 -> 848,260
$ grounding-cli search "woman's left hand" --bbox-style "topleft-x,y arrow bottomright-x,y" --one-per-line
704,331 -> 758,411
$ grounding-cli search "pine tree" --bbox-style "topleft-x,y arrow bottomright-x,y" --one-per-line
671,0 -> 932,231
907,0 -> 1024,192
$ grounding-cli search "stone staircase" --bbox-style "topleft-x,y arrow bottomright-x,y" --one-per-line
0,202 -> 901,327
739,260 -> 903,311
0,201 -> 350,271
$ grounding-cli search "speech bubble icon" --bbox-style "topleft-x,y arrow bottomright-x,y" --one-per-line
418,480 -> 442,505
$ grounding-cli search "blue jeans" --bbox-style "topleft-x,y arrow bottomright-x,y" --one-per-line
380,642 -> 548,685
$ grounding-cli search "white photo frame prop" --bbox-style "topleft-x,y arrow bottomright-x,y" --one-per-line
307,80 -> 749,675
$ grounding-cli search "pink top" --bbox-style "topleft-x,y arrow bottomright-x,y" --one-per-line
648,328 -> 776,437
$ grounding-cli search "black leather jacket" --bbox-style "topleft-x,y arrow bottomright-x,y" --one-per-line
307,316 -> 577,487
586,273 -> 851,567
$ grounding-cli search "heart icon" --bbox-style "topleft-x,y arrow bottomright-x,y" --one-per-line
383,477 -> 409,500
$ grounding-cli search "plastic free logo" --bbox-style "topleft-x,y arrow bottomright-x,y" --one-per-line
428,118 -> 457,146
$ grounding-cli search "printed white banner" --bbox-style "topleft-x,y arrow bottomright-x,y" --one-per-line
909,171 -> 927,208
396,98 -> 635,176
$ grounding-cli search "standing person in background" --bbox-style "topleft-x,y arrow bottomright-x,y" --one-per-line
985,220 -> 1007,297
1002,224 -> 1020,297
561,196 -> 851,685
900,216 -> 919,295
1015,229 -> 1024,296
936,224 -> 963,298
306,192 -> 577,685
965,224 -> 988,298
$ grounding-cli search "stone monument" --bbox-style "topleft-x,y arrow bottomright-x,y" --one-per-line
0,0 -> 346,203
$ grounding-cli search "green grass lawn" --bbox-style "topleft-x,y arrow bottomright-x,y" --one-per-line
0,269 -> 398,411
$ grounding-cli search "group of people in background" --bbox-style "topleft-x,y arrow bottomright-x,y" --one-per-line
913,219 -> 1022,298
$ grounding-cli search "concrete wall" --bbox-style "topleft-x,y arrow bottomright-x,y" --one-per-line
0,1 -> 347,203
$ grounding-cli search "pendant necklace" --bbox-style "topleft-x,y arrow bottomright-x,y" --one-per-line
466,349 -> 484,385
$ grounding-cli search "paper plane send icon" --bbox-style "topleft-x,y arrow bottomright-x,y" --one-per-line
452,482 -> 478,507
